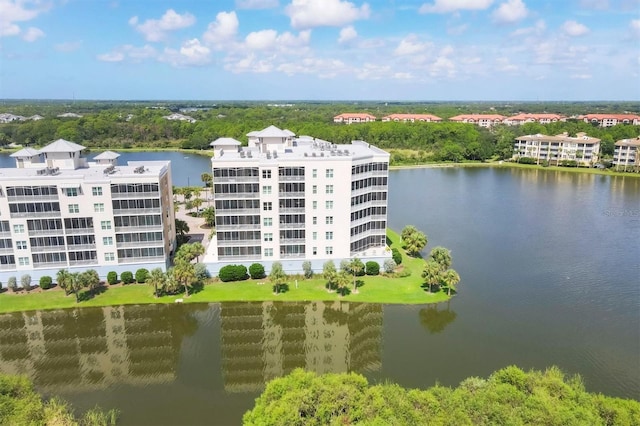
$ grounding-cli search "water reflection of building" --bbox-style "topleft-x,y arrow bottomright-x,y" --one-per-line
220,301 -> 382,392
0,305 -> 186,392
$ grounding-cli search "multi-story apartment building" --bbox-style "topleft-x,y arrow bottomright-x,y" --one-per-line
613,137 -> 640,171
449,114 -> 507,127
204,126 -> 390,275
504,113 -> 566,125
0,139 -> 175,282
579,114 -> 640,127
333,113 -> 377,124
512,133 -> 601,166
381,113 -> 442,123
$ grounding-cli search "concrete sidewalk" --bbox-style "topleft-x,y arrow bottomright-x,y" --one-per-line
174,204 -> 211,250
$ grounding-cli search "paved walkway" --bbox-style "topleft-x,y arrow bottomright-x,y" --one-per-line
174,203 -> 211,250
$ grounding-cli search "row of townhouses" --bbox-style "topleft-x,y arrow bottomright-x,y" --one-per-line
334,112 -> 640,128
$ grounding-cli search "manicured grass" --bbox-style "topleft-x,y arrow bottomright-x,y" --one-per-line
0,230 -> 446,313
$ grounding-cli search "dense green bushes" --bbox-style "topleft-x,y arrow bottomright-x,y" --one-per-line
244,366 -> 640,426
365,261 -> 379,275
38,276 -> 52,290
120,271 -> 134,285
249,263 -> 265,280
219,265 -> 248,282
392,248 -> 402,265
107,271 -> 118,285
135,268 -> 149,283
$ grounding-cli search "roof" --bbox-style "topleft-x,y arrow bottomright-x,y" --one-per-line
509,113 -> 565,121
93,150 -> 121,160
39,139 -> 86,153
516,133 -> 601,144
383,113 -> 442,121
449,114 -> 507,121
246,131 -> 259,137
210,137 -> 242,147
283,129 -> 296,136
334,113 -> 377,119
580,114 -> 640,120
615,137 -> 640,147
10,147 -> 41,158
252,125 -> 292,138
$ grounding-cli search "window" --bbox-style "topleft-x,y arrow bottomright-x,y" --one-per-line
312,185 -> 317,194
312,169 -> 317,178
94,203 -> 104,212
263,202 -> 272,211
18,257 -> 29,266
313,232 -> 317,240
262,186 -> 272,195
16,241 -> 27,250
326,185 -> 334,194
64,187 -> 78,197
262,170 -> 272,179
325,216 -> 334,225
313,201 -> 317,210
103,237 -> 113,245
264,233 -> 273,242
313,247 -> 317,255
104,252 -> 115,262
68,204 -> 79,214
263,217 -> 273,226
313,217 -> 317,225
264,248 -> 273,257
326,169 -> 334,178
92,187 -> 103,196
326,232 -> 333,240
13,224 -> 25,233
325,247 -> 333,255
325,201 -> 333,209
101,221 -> 112,230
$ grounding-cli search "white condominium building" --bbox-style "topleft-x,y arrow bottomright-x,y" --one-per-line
204,126 -> 390,275
0,139 -> 176,282
513,133 -> 601,166
613,137 -> 640,171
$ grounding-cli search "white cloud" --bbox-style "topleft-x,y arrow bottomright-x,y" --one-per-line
22,26 -> 44,41
492,0 -> 528,24
97,44 -> 157,62
245,30 -> 278,50
338,26 -> 357,44
203,11 -> 239,49
496,57 -> 518,72
161,38 -> 211,67
447,24 -> 468,35
630,19 -> 640,39
394,34 -> 432,56
393,72 -> 413,79
430,56 -> 455,77
356,63 -> 391,80
225,53 -> 274,73
0,0 -> 52,38
562,20 -> 589,37
131,9 -> 195,42
55,40 -> 82,52
511,19 -> 545,36
97,51 -> 125,62
286,0 -> 370,29
0,22 -> 21,36
571,73 -> 592,79
236,0 -> 278,9
419,0 -> 493,14
244,29 -> 310,51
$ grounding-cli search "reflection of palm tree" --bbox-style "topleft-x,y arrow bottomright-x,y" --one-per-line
419,303 -> 457,334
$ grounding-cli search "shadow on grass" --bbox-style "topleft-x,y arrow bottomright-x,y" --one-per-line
273,283 -> 289,294
386,236 -> 392,247
338,287 -> 351,297
190,281 -> 205,295
77,285 -> 109,302
355,279 -> 365,289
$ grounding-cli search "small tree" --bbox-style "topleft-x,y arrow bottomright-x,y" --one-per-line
82,269 -> 101,294
269,262 -> 287,295
121,271 -> 134,285
39,276 -> 53,290
302,261 -> 313,279
56,269 -> 72,295
194,263 -> 210,281
383,259 -> 397,274
348,258 -> 365,293
421,260 -> 441,293
135,268 -> 149,284
20,274 -> 32,292
429,247 -> 452,272
173,258 -> 196,297
7,276 -> 17,293
249,263 -> 266,280
365,261 -> 379,276
401,225 -> 427,257
202,207 -> 216,227
323,260 -> 337,292
107,271 -> 118,285
0,281 -> 3,292
147,268 -> 166,298
392,248 -> 402,265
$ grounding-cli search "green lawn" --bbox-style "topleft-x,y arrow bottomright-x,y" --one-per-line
0,229 -> 447,313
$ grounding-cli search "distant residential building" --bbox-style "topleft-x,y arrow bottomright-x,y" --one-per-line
513,133 -> 601,166
579,114 -> 640,127
381,113 -> 442,123
333,113 -> 377,124
449,114 -> 507,128
0,113 -> 26,123
28,115 -> 44,121
613,137 -> 639,171
505,113 -> 567,125
57,113 -> 83,118
163,113 -> 196,123
210,137 -> 242,153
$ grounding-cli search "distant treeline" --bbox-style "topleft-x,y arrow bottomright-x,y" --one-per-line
1,102 -> 639,165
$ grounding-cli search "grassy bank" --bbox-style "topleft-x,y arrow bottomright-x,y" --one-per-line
0,230 -> 446,314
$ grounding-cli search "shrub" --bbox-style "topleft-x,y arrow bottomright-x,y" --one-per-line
121,271 -> 134,285
219,265 -> 248,282
302,261 -> 313,278
135,268 -> 149,284
20,274 -> 32,292
383,259 -> 397,274
518,157 -> 536,164
365,261 -> 379,276
249,263 -> 266,280
39,276 -> 53,290
7,276 -> 17,292
107,271 -> 118,285
0,281 -> 2,291
194,263 -> 210,281
392,248 -> 402,265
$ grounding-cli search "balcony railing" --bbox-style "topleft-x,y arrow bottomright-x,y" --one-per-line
118,256 -> 166,264
66,244 -> 97,251
218,254 -> 261,261
112,207 -> 162,215
32,262 -> 66,269
64,228 -> 95,235
111,192 -> 160,199
278,176 -> 305,182
216,223 -> 261,230
0,247 -> 13,254
115,225 -> 163,233
11,211 -> 61,219
279,207 -> 305,214
28,229 -> 65,237
116,241 -> 164,249
213,176 -> 259,183
216,208 -> 261,215
278,191 -> 305,198
216,239 -> 262,247
214,193 -> 260,199
278,222 -> 305,229
31,246 -> 67,253
0,263 -> 16,270
68,259 -> 99,266
280,253 -> 305,258
7,195 -> 59,202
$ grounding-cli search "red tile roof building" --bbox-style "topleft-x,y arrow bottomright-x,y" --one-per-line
505,113 -> 567,125
333,113 -> 377,124
613,137 -> 640,171
513,133 -> 600,166
579,114 -> 640,127
449,114 -> 507,128
381,113 -> 442,123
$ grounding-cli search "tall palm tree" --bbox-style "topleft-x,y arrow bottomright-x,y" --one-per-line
147,268 -> 166,298
441,269 -> 461,296
421,260 -> 441,293
335,271 -> 351,297
429,247 -> 452,272
56,269 -> 72,296
349,258 -> 364,294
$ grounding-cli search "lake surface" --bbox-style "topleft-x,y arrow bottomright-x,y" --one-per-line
0,154 -> 638,425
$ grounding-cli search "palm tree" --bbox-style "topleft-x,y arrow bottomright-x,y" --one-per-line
421,260 -> 441,293
173,258 -> 196,297
348,258 -> 364,294
441,269 -> 461,296
269,262 -> 287,295
402,227 -> 427,257
323,260 -> 337,293
147,268 -> 166,298
56,269 -> 72,296
429,247 -> 452,272
335,270 -> 351,297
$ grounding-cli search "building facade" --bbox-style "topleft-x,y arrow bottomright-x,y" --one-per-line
449,114 -> 507,127
579,114 -> 640,127
512,133 -> 601,166
381,113 -> 442,123
204,126 -> 390,275
0,139 -> 175,282
613,137 -> 640,171
504,113 -> 566,125
333,113 -> 377,124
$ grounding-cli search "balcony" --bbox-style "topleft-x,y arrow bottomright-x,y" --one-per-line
64,228 -> 95,235
115,225 -> 162,233
214,192 -> 259,199
7,195 -> 59,202
0,263 -> 16,270
11,211 -> 61,219
218,254 -> 261,261
116,241 -> 164,249
216,223 -> 261,230
68,259 -> 99,266
31,246 -> 67,253
118,256 -> 166,264
66,244 -> 97,251
279,207 -> 305,214
216,239 -> 261,247
278,192 -> 305,198
28,229 -> 65,237
278,222 -> 305,229
111,192 -> 160,199
216,208 -> 261,216
112,207 -> 162,215
0,247 -> 13,255
213,176 -> 259,183
280,252 -> 305,258
278,176 -> 305,182
32,262 -> 66,269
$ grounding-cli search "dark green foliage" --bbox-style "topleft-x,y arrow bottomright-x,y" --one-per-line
107,271 -> 118,285
219,265 -> 248,282
120,271 -> 134,285
38,276 -> 52,290
392,248 -> 402,265
559,159 -> 579,167
7,277 -> 17,293
135,268 -> 149,284
244,367 -> 640,426
365,261 -> 379,275
518,157 -> 536,164
302,260 -> 313,278
249,263 -> 266,280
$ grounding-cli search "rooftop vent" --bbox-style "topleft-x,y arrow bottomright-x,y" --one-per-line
39,167 -> 60,176
103,165 -> 115,175
133,165 -> 145,174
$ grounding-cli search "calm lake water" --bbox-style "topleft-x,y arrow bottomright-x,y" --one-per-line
0,153 -> 638,425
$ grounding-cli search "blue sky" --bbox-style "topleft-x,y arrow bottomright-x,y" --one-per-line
1,0 -> 639,100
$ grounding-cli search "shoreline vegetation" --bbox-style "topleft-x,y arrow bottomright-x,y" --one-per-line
0,229 -> 449,314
